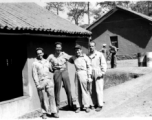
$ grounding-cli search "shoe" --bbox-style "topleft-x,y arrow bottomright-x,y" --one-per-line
53,113 -> 59,118
42,113 -> 47,119
90,106 -> 95,110
85,107 -> 90,113
95,106 -> 103,112
69,106 -> 74,111
75,107 -> 80,113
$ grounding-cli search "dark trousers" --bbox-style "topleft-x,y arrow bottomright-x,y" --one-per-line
53,69 -> 73,109
111,55 -> 117,68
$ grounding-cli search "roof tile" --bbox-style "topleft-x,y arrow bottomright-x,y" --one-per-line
0,2 -> 91,36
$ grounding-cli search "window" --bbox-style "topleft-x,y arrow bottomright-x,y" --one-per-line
110,36 -> 118,48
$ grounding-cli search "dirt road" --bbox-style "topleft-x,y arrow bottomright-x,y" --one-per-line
57,70 -> 152,118
30,65 -> 152,119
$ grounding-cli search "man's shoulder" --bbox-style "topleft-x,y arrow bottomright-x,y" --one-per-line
47,54 -> 55,60
96,51 -> 105,57
83,53 -> 89,58
62,51 -> 69,56
48,54 -> 54,57
95,50 -> 102,55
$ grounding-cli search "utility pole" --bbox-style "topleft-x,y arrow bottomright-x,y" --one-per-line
88,2 -> 90,25
148,1 -> 149,16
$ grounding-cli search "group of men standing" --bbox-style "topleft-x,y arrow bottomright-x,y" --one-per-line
32,41 -> 107,119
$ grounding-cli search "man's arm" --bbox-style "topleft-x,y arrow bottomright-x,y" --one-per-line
64,52 -> 72,61
32,63 -> 39,88
63,52 -> 74,64
84,55 -> 92,78
100,52 -> 107,74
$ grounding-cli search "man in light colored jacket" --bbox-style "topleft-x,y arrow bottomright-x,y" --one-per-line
32,48 -> 58,118
88,42 -> 107,112
68,44 -> 92,113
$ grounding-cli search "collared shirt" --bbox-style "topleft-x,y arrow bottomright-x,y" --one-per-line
88,50 -> 107,74
32,58 -> 51,87
47,52 -> 71,70
69,54 -> 92,76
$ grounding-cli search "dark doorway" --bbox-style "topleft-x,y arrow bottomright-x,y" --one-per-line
0,35 -> 27,102
110,36 -> 118,48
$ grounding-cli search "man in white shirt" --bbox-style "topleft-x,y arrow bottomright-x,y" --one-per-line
88,42 -> 107,112
47,42 -> 73,113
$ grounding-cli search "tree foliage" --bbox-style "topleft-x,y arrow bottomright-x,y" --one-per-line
90,7 -> 103,21
46,2 -> 65,15
90,1 -> 131,21
130,1 -> 152,16
97,1 -> 131,10
66,2 -> 88,25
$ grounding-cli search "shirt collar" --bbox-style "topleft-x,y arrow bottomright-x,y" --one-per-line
89,50 -> 98,59
76,53 -> 85,58
35,58 -> 46,63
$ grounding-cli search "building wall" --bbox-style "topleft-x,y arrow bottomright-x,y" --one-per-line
90,10 -> 152,55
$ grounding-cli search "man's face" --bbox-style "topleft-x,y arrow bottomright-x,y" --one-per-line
55,44 -> 62,54
89,42 -> 95,52
37,50 -> 44,59
75,48 -> 82,57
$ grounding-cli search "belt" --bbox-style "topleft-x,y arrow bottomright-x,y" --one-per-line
40,76 -> 51,81
54,67 -> 67,71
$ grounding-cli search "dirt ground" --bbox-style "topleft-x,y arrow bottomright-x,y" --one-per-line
58,67 -> 152,118
23,59 -> 152,118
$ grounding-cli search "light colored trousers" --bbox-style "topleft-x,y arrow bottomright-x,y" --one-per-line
89,69 -> 104,107
37,79 -> 57,114
75,70 -> 92,108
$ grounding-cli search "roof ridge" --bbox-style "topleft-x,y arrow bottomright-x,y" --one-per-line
116,5 -> 152,21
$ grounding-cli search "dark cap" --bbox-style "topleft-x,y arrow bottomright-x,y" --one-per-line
74,44 -> 82,49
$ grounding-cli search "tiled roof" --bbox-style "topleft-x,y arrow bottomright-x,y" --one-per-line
0,3 -> 91,36
87,5 -> 152,30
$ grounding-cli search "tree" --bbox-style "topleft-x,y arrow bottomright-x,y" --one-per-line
130,1 -> 152,16
90,1 -> 131,21
66,2 -> 88,25
46,2 -> 65,15
90,7 -> 103,21
97,1 -> 131,10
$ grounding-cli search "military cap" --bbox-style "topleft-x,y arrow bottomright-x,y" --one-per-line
74,44 -> 82,49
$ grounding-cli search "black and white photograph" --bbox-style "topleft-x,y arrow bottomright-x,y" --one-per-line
0,0 -> 152,119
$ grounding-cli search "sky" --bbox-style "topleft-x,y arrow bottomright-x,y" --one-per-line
37,0 -> 100,25
0,0 -> 137,25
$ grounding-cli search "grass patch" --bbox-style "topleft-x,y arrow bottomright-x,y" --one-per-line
104,71 -> 143,89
